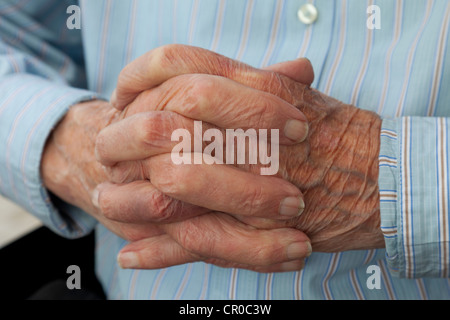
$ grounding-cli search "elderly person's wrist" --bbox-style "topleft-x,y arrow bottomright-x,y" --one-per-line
41,100 -> 117,217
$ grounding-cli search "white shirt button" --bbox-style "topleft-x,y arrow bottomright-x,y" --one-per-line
297,3 -> 318,25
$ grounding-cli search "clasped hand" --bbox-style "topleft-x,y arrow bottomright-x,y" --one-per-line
50,45 -> 384,273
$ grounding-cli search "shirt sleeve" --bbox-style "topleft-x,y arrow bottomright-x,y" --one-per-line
379,117 -> 450,278
0,1 -> 101,238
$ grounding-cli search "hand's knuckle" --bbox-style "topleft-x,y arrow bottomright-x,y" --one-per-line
182,75 -> 214,116
265,71 -> 290,99
251,240 -> 279,266
241,186 -> 266,215
150,44 -> 181,69
252,249 -> 272,266
176,223 -> 212,255
94,134 -> 108,161
250,97 -> 275,127
151,164 -> 188,196
191,74 -> 216,95
138,114 -> 169,147
177,228 -> 199,251
146,190 -> 177,222
98,190 -> 115,220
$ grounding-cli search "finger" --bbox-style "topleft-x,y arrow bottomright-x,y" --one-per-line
124,74 -> 308,144
117,213 -> 310,270
118,235 -> 305,272
93,213 -> 166,243
264,58 -> 314,86
118,234 -> 200,269
95,106 -> 303,168
95,111 -> 204,166
147,154 -> 306,220
111,44 -> 309,110
94,109 -> 264,168
162,212 -> 311,266
94,181 -> 210,224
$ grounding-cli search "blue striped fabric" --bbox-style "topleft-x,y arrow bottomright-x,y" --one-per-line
1,0 -> 449,299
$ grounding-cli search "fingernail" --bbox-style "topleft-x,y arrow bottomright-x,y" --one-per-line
279,196 -> 305,217
306,242 -> 312,257
94,144 -> 101,161
91,187 -> 100,209
287,242 -> 312,260
101,165 -> 109,174
118,251 -> 139,269
110,89 -> 117,105
284,119 -> 309,143
280,260 -> 305,272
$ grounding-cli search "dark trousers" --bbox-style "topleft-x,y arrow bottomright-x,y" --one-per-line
0,227 -> 105,300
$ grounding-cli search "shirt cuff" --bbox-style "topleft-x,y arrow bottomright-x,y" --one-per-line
379,117 -> 449,278
0,74 -> 103,238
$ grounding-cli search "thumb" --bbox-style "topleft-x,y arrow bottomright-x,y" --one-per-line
264,58 -> 314,86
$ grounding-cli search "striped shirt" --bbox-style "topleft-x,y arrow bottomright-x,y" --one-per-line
1,0 -> 449,299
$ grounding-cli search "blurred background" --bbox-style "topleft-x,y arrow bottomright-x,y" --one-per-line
0,195 -> 104,299
0,195 -> 42,248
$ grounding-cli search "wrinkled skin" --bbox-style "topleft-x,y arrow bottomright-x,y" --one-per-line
109,78 -> 383,253
42,45 -> 383,272
252,87 -> 382,252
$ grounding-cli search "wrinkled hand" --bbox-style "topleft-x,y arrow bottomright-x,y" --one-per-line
42,46 -> 316,272
99,46 -> 384,266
